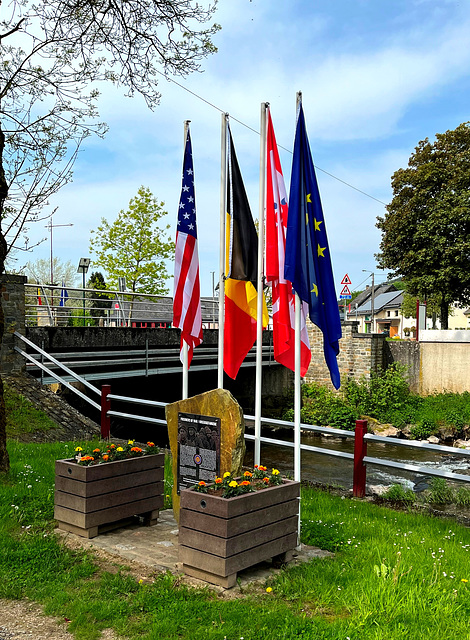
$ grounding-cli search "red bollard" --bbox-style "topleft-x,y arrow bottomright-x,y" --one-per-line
101,384 -> 111,440
353,419 -> 368,497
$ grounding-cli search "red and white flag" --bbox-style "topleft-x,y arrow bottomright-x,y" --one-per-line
173,127 -> 203,365
265,109 -> 311,376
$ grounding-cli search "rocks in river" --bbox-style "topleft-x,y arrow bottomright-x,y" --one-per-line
427,436 -> 440,444
454,439 -> 470,450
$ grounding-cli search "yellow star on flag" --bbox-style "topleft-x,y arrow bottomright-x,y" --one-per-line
311,283 -> 318,297
306,193 -> 312,203
314,218 -> 323,231
317,244 -> 326,257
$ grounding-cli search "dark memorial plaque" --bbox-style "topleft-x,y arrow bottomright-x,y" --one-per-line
177,412 -> 221,494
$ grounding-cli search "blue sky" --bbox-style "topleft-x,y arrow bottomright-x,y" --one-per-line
22,0 -> 470,297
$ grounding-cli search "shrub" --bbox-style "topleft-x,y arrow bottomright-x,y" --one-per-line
428,478 -> 454,504
410,419 -> 437,440
382,484 -> 415,504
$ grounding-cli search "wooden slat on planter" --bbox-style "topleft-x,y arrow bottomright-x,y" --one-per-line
179,498 -> 298,537
180,532 -> 298,577
55,453 -> 164,482
55,480 -> 164,513
55,495 -> 164,529
55,467 -> 163,498
180,478 -> 299,518
180,514 -> 298,557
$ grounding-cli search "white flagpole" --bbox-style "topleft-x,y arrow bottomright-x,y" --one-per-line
217,113 -> 228,388
254,102 -> 268,466
294,293 -> 301,482
294,92 -> 302,486
181,120 -> 191,400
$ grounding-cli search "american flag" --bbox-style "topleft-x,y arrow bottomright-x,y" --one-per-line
173,127 -> 203,365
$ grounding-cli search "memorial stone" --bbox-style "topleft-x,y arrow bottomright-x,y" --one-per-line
165,388 -> 245,522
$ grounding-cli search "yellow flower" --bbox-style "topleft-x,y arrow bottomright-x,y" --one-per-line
229,481 -> 238,488
223,472 -> 231,478
128,439 -> 135,445
116,447 -> 124,452
272,469 -> 280,475
75,447 -> 82,452
462,579 -> 468,583
266,587 -> 272,593
138,579 -> 143,584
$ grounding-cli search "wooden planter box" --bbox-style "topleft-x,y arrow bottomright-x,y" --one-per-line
179,479 -> 300,587
54,453 -> 165,539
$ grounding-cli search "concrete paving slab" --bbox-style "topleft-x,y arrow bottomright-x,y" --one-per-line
57,509 -> 332,592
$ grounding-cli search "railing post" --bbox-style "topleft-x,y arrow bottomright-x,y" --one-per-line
353,419 -> 368,497
101,384 -> 111,439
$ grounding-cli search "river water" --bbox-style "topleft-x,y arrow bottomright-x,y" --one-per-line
243,427 -> 470,492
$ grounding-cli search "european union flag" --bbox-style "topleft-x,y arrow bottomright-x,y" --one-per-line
284,104 -> 342,389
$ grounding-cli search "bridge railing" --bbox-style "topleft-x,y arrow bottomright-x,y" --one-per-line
24,283 -> 219,329
13,332 -> 470,495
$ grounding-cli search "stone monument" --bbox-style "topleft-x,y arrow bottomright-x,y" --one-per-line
165,388 -> 245,522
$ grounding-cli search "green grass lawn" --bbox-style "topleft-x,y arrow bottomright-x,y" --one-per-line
2,439 -> 470,639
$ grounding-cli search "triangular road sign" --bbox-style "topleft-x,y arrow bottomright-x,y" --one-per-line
340,285 -> 351,296
341,274 -> 352,285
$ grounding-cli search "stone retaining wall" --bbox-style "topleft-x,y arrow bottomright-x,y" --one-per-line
1,273 -> 27,374
305,321 -> 386,388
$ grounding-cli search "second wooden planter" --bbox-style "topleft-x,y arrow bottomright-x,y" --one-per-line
54,453 -> 165,539
179,479 -> 300,587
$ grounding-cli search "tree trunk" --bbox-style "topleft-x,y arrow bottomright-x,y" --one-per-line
0,124 -> 10,473
440,300 -> 449,330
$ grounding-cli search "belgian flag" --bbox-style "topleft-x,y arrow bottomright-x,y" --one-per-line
223,127 -> 268,379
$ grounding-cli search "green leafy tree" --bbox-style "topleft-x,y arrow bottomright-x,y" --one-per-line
89,187 -> 174,320
0,1 -> 219,472
87,271 -> 112,325
376,122 -> 470,330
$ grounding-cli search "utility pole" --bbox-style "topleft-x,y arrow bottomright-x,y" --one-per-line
362,270 -> 375,333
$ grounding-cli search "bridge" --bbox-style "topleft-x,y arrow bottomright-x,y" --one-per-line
16,325 -> 291,416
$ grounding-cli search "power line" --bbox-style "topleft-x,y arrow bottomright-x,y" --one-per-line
159,71 -> 388,207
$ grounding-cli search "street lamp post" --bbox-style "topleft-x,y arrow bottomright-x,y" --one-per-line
77,258 -> 91,326
362,270 -> 375,334
210,271 -> 215,327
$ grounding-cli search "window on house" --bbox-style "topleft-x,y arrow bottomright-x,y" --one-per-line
387,311 -> 391,317
395,311 -> 399,316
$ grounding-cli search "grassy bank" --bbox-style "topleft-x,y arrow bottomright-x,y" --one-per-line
2,439 -> 470,639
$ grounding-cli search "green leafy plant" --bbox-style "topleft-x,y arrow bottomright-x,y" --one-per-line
382,484 -> 415,504
428,477 -> 454,504
410,419 -> 436,440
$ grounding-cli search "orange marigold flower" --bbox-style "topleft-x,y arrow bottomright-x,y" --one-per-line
215,477 -> 222,484
102,455 -> 109,461
244,471 -> 253,477
263,477 -> 270,483
240,480 -> 251,486
259,465 -> 267,472
198,481 -> 206,487
110,444 -> 116,449
93,448 -> 100,453
147,442 -> 155,447
131,447 -> 142,453
254,464 -> 259,469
